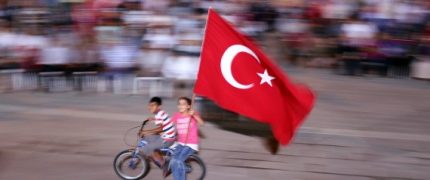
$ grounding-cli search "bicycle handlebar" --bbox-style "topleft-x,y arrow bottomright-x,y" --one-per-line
140,119 -> 149,131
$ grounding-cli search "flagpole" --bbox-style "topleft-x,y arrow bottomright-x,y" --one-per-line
190,7 -> 212,108
183,7 -> 211,146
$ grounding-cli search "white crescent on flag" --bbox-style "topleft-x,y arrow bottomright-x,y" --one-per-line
220,44 -> 275,89
220,44 -> 260,89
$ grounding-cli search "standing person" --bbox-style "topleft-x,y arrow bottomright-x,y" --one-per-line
138,96 -> 176,167
169,97 -> 204,180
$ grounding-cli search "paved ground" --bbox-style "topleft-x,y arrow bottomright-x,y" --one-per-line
0,68 -> 430,180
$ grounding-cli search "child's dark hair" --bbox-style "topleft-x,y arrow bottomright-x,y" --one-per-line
178,97 -> 192,105
149,97 -> 162,105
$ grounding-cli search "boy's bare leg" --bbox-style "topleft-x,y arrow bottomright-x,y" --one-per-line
152,151 -> 164,166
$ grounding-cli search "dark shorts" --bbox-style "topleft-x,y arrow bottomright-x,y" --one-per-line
141,135 -> 174,155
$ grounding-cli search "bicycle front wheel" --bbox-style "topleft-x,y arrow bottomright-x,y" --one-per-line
185,154 -> 206,180
113,149 -> 150,180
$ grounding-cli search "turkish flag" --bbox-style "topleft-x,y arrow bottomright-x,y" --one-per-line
194,9 -> 315,145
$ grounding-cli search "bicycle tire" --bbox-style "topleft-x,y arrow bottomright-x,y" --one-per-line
185,154 -> 206,180
113,149 -> 150,180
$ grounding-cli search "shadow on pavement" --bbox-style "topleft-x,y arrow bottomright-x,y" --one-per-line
196,99 -> 279,154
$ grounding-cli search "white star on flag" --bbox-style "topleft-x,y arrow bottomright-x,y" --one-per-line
257,69 -> 275,87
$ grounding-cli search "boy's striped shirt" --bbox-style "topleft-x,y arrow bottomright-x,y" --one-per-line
154,110 -> 176,141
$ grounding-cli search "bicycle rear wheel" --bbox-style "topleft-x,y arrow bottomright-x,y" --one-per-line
113,149 -> 150,180
185,155 -> 206,180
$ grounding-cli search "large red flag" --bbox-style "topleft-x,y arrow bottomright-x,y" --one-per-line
194,9 -> 315,145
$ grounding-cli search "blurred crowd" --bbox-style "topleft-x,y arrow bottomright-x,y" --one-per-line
1,0 -> 430,93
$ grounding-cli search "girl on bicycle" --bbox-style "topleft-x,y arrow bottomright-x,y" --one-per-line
169,96 -> 204,180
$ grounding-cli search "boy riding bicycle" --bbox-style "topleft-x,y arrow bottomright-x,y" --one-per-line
139,97 -> 176,167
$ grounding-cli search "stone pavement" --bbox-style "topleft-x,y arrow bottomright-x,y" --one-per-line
0,68 -> 429,180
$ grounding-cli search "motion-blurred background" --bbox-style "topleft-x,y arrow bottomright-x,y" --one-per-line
1,0 -> 429,93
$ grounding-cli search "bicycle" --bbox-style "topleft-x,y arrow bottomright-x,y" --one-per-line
113,119 -> 206,180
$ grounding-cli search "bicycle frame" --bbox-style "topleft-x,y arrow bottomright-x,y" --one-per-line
126,138 -> 146,169
128,119 -> 173,170
127,119 -> 150,169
